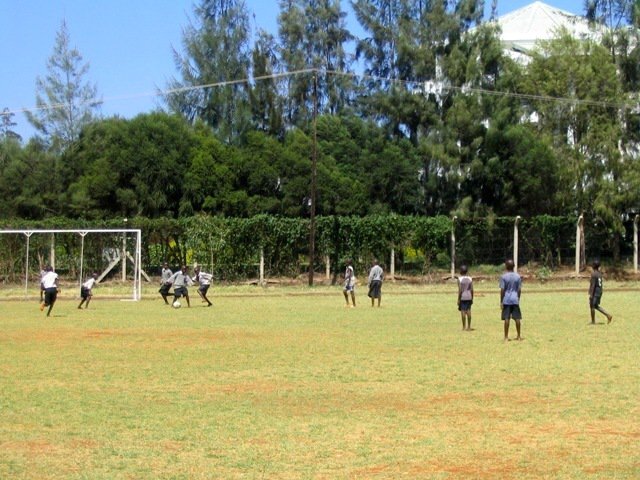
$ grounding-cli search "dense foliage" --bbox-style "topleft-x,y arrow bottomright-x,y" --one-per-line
2,0 -> 640,267
1,214 -> 634,282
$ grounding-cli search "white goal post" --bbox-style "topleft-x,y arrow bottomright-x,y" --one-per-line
0,229 -> 143,301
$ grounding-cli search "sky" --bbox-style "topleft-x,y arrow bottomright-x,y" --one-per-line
0,0 -> 586,141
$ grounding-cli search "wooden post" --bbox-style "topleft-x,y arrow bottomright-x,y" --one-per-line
575,215 -> 583,275
513,216 -> 521,272
634,215 -> 639,274
50,233 -> 55,270
24,232 -> 32,299
390,248 -> 395,282
122,218 -> 128,282
325,255 -> 330,280
260,247 -> 265,286
451,216 -> 457,279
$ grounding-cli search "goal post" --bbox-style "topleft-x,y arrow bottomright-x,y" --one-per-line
0,229 -> 143,301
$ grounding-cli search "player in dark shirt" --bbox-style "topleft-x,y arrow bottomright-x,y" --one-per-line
589,260 -> 612,325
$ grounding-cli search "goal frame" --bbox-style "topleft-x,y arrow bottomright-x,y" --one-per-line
0,229 -> 143,301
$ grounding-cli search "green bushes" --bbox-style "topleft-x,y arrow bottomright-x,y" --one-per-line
2,214 -> 619,282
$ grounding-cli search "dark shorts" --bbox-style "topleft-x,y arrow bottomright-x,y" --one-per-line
501,304 -> 522,320
174,286 -> 188,298
199,284 -> 210,295
590,295 -> 602,308
44,287 -> 58,306
368,280 -> 382,299
458,300 -> 473,311
344,283 -> 354,292
80,287 -> 92,300
159,283 -> 171,295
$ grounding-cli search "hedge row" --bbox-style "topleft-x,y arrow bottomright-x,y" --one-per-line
2,214 -> 631,282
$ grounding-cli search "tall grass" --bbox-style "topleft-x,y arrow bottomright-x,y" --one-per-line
0,283 -> 638,479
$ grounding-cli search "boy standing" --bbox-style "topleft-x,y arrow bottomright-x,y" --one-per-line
78,273 -> 98,309
499,259 -> 522,341
343,259 -> 356,307
457,265 -> 474,331
159,262 -> 173,305
193,266 -> 213,307
589,260 -> 612,324
40,266 -> 59,317
367,259 -> 384,307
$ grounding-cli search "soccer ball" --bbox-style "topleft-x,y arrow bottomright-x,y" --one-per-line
172,300 -> 181,309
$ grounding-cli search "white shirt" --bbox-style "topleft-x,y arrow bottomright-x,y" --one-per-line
41,271 -> 58,289
197,271 -> 213,286
83,278 -> 97,290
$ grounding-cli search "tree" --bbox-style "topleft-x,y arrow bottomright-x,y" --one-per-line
0,108 -> 22,142
249,31 -> 285,136
167,0 -> 252,144
67,113 -> 196,218
277,0 -> 354,126
525,32 -> 627,257
25,20 -> 101,152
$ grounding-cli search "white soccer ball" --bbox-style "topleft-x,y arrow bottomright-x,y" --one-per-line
172,300 -> 181,309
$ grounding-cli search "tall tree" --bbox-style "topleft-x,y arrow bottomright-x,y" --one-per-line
249,30 -> 285,136
25,20 -> 101,152
525,32 -> 627,255
277,0 -> 354,126
0,108 -> 22,142
167,0 -> 252,144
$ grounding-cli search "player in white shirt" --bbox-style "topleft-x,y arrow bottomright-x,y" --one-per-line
40,266 -> 59,317
78,273 -> 98,309
193,266 -> 213,307
167,265 -> 193,307
342,259 -> 356,307
457,265 -> 474,331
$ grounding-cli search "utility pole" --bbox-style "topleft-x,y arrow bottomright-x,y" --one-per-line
308,71 -> 318,286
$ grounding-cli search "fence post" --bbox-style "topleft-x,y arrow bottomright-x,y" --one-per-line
450,216 -> 457,279
390,248 -> 395,282
122,218 -> 128,282
259,247 -> 265,286
575,215 -> 584,275
513,216 -> 521,272
634,215 -> 639,274
325,255 -> 330,280
50,232 -> 55,271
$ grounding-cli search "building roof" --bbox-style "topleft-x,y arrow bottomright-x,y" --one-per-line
496,1 -> 605,60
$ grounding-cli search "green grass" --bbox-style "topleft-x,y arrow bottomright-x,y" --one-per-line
1,282 -> 639,479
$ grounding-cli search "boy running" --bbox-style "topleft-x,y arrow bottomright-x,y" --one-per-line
78,273 -> 98,309
40,266 -> 59,317
168,265 -> 193,307
193,266 -> 213,307
343,259 -> 356,307
589,260 -> 612,324
500,259 -> 522,341
457,265 -> 474,331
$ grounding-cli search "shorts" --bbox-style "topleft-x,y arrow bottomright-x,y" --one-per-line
44,287 -> 58,306
589,295 -> 601,308
159,283 -> 171,295
368,280 -> 382,299
343,283 -> 354,292
174,286 -> 188,298
80,287 -> 92,300
501,304 -> 522,320
199,284 -> 210,295
458,300 -> 473,311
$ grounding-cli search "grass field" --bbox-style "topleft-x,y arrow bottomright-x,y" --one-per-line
1,281 -> 639,479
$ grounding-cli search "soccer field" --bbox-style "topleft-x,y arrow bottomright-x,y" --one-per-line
1,283 -> 639,479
